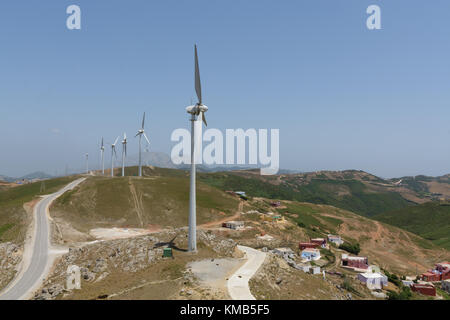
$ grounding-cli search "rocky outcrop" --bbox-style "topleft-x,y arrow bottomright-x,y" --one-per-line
33,228 -> 237,300
0,242 -> 21,291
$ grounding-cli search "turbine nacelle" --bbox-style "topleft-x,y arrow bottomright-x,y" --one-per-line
186,104 -> 208,115
186,104 -> 208,126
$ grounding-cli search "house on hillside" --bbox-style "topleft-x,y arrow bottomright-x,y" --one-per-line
222,221 -> 244,230
310,266 -> 321,275
270,201 -> 281,207
328,234 -> 344,246
299,242 -> 320,250
411,283 -> 436,296
301,248 -> 321,262
311,238 -> 327,248
358,272 -> 388,290
341,254 -> 369,270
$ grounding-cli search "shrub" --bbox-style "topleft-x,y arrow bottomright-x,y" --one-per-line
339,242 -> 361,255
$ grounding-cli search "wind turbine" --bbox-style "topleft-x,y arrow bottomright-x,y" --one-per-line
185,45 -> 208,252
110,136 -> 119,177
135,112 -> 150,177
85,153 -> 89,174
100,137 -> 105,175
121,133 -> 127,177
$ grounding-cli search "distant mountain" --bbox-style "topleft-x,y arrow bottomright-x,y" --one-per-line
0,171 -> 53,182
127,152 -> 179,169
18,172 -> 53,180
0,175 -> 16,183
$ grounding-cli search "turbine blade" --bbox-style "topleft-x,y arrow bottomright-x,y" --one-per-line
114,136 -> 119,145
202,112 -> 207,127
101,137 -> 104,148
143,132 -> 150,145
142,112 -> 145,129
194,45 -> 202,105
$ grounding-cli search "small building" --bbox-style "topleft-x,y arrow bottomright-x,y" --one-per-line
301,265 -> 310,273
421,272 -> 441,282
358,272 -> 388,290
442,280 -> 450,293
310,238 -> 327,248
301,248 -> 321,261
299,242 -> 320,250
436,262 -> 450,280
411,283 -> 436,296
310,266 -> 321,275
222,221 -> 244,230
402,280 -> 414,287
341,254 -> 369,270
328,234 -> 344,246
270,201 -> 281,207
163,247 -> 173,258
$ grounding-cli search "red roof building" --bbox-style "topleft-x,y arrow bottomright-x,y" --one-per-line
311,238 -> 327,247
341,255 -> 369,270
299,242 -> 319,250
411,283 -> 436,296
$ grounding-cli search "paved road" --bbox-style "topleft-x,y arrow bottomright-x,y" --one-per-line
0,178 -> 85,300
227,245 -> 267,300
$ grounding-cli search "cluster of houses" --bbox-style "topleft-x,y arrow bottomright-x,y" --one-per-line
420,262 -> 450,282
401,262 -> 450,297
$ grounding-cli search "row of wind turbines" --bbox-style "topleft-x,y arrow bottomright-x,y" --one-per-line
84,45 -> 208,252
94,111 -> 150,178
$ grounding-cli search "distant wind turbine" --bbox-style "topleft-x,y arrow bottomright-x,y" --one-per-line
121,133 -> 127,177
185,45 -> 208,252
85,153 -> 89,174
100,137 -> 105,175
135,112 -> 150,177
110,136 -> 119,177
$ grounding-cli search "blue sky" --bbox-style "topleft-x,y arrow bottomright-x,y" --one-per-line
0,0 -> 449,178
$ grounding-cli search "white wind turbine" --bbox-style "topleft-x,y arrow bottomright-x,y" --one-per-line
135,112 -> 150,177
100,137 -> 105,175
110,136 -> 119,177
186,45 -> 208,252
121,133 -> 127,177
85,153 -> 89,174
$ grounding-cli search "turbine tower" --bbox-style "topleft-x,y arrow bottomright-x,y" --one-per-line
100,137 -> 105,175
186,45 -> 208,252
85,153 -> 89,174
110,136 -> 119,177
135,112 -> 150,177
121,133 -> 127,177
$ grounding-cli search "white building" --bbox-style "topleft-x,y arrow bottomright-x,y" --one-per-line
327,234 -> 343,246
223,221 -> 244,230
310,266 -> 321,275
301,248 -> 321,261
358,272 -> 388,290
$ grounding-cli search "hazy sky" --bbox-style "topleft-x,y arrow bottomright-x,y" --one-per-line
1,0 -> 449,178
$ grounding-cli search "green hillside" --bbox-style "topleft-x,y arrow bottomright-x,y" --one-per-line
0,176 -> 78,243
374,202 -> 450,250
199,171 -> 412,217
